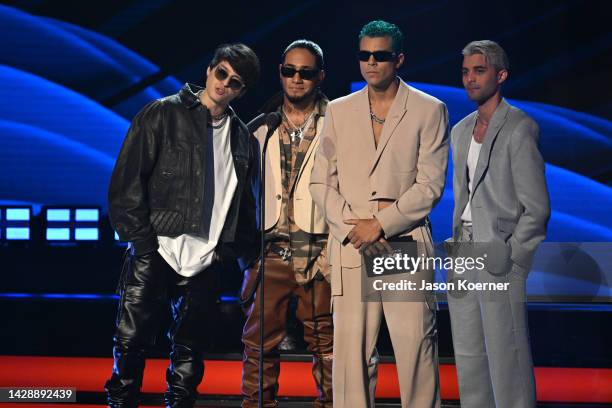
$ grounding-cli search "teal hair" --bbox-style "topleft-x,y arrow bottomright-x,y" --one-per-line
359,20 -> 404,53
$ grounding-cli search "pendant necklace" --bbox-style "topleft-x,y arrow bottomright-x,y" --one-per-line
283,108 -> 315,143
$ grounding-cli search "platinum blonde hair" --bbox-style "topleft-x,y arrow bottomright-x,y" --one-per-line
462,40 -> 509,72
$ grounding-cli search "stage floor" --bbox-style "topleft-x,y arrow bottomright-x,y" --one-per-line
1,356 -> 611,406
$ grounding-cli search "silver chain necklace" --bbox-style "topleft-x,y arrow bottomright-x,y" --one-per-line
197,89 -> 229,124
211,115 -> 229,129
282,108 -> 315,143
368,97 -> 385,125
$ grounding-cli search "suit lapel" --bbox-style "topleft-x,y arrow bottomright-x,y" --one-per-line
369,81 -> 409,174
354,87 -> 378,170
456,113 -> 476,201
293,119 -> 323,191
471,99 -> 511,194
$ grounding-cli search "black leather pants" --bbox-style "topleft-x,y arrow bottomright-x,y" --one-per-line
105,250 -> 219,408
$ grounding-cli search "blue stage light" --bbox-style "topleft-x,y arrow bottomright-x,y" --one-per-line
74,227 -> 99,241
44,207 -> 71,241
73,207 -> 100,242
6,227 -> 30,240
6,208 -> 30,221
0,293 -> 119,301
46,227 -> 70,241
43,206 -> 101,243
75,209 -> 99,222
1,206 -> 32,241
46,209 -> 70,221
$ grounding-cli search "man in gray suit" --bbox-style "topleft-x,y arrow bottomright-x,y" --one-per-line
448,40 -> 550,408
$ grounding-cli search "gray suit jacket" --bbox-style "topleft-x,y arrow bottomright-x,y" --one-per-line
451,98 -> 551,273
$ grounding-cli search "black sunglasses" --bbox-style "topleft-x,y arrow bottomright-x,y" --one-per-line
214,65 -> 245,91
357,50 -> 397,62
280,66 -> 320,80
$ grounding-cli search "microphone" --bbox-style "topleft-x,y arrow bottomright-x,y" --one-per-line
246,112 -> 282,134
264,111 -> 282,132
246,113 -> 265,133
247,112 -> 282,133
260,111 -> 281,162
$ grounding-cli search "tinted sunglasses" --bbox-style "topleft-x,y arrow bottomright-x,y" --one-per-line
280,66 -> 320,80
357,50 -> 397,62
214,65 -> 245,91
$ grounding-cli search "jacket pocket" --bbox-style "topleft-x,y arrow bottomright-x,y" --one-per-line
497,217 -> 518,233
150,210 -> 184,236
159,148 -> 181,176
152,149 -> 186,204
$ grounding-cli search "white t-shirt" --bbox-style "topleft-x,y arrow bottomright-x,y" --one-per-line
157,118 -> 238,277
460,137 -> 482,224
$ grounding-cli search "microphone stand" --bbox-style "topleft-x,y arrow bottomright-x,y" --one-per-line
255,113 -> 281,408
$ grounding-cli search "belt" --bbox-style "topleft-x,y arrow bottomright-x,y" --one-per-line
269,242 -> 292,262
460,222 -> 473,242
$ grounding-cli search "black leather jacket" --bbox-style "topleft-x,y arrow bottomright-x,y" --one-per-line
108,83 -> 259,269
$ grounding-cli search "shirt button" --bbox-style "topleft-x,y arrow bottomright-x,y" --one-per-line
195,198 -> 200,203
191,224 -> 197,228
276,194 -> 281,200
196,170 -> 201,176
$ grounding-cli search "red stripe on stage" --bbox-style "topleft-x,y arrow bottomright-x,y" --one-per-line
0,356 -> 610,403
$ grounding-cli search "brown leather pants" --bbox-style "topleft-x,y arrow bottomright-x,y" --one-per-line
240,251 -> 333,408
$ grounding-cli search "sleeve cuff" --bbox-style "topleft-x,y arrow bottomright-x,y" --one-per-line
508,236 -> 534,270
375,204 -> 404,238
131,235 -> 159,256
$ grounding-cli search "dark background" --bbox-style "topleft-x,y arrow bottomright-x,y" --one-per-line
0,0 -> 610,372
4,0 -> 611,120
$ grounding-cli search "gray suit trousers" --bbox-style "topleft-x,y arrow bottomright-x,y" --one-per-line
447,224 -> 536,408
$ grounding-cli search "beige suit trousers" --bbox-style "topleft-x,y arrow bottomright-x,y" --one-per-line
332,266 -> 441,408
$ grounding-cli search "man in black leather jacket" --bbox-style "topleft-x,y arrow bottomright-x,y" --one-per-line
105,43 -> 260,408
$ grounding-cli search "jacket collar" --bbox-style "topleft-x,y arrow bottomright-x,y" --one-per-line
179,83 -> 202,109
178,82 -> 238,119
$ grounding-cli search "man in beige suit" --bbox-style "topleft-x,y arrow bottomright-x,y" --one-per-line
241,40 -> 332,408
310,21 -> 448,407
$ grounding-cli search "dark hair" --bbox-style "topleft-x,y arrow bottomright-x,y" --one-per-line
209,43 -> 260,89
359,20 -> 404,54
282,39 -> 324,70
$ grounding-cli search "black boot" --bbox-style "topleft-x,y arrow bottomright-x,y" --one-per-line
164,344 -> 203,408
105,346 -> 146,408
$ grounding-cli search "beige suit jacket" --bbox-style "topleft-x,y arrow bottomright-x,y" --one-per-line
309,80 -> 449,294
253,119 -> 328,234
